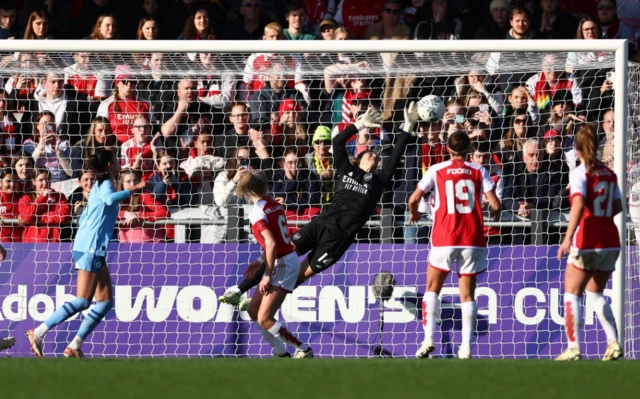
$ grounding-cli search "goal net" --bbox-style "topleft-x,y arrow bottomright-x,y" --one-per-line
0,40 -> 636,359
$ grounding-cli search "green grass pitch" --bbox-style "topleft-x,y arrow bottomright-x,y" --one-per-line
1,358 -> 638,399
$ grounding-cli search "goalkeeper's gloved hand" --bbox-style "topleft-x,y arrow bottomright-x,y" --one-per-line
403,101 -> 419,133
355,107 -> 382,130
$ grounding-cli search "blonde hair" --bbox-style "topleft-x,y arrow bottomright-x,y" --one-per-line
88,14 -> 119,40
236,170 -> 268,199
264,22 -> 284,38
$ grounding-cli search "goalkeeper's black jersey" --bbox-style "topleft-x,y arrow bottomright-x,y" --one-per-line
314,124 -> 410,238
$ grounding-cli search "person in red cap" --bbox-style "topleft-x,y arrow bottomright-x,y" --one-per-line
276,99 -> 307,153
97,65 -> 153,144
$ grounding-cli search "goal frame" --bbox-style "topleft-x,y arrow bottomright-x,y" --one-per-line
0,38 -> 628,351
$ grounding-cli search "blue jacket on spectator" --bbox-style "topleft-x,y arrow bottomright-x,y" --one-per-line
148,172 -> 194,207
501,161 -> 563,213
271,169 -> 322,211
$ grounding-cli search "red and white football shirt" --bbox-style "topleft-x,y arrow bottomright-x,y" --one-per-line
418,160 -> 494,248
250,197 -> 295,259
97,96 -> 153,144
569,162 -> 621,250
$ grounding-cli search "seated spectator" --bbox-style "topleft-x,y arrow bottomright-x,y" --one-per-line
318,18 -> 337,40
137,16 -> 159,40
365,0 -> 411,40
211,147 -> 255,242
64,52 -> 108,103
526,53 -> 582,114
86,14 -> 118,40
534,0 -> 577,39
546,90 -> 586,142
250,59 -> 305,123
248,120 -> 277,175
276,99 -> 308,154
475,0 -> 511,40
97,65 -> 153,144
501,138 -> 562,243
506,6 -> 536,39
136,53 -> 174,115
196,52 -> 235,110
498,109 -> 535,166
597,0 -> 638,53
11,154 -> 34,196
149,150 -> 193,207
71,0 -> 116,39
180,128 -> 225,178
284,2 -> 317,40
334,0 -> 386,39
160,78 -> 219,155
121,115 -> 160,181
177,7 -> 215,40
0,167 -> 22,242
23,9 -> 51,39
305,126 -> 334,204
18,167 -> 71,242
70,116 -> 118,177
69,169 -> 95,219
68,169 -> 95,239
118,170 -> 170,243
222,0 -> 270,40
414,0 -> 463,40
566,16 -> 608,73
0,1 -> 18,39
215,102 -> 251,159
32,72 -> 90,144
273,147 -> 322,235
0,90 -> 22,161
23,112 -> 73,183
599,108 -> 615,169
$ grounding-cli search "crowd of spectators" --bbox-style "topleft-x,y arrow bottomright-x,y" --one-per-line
0,0 -> 632,244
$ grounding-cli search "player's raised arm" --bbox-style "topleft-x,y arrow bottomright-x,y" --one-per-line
332,107 -> 382,172
377,102 -> 419,184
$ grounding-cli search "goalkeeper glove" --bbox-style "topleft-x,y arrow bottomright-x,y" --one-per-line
355,107 -> 383,130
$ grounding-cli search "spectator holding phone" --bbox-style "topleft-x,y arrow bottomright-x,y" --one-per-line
18,167 -> 71,242
149,150 -> 193,207
24,112 -> 73,183
121,115 -> 161,182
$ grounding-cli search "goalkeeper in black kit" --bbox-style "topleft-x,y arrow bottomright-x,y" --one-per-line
220,103 -> 418,310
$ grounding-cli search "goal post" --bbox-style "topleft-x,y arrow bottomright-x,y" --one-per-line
0,38 -> 634,358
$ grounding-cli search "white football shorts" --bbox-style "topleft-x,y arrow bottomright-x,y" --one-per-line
568,248 -> 619,272
428,247 -> 488,276
271,252 -> 300,293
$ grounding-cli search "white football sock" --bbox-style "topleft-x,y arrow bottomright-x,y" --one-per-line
422,292 -> 438,344
586,290 -> 618,343
34,323 -> 49,338
563,293 -> 582,350
460,301 -> 477,350
255,322 -> 287,356
269,321 -> 309,351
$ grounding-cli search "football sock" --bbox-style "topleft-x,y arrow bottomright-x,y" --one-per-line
268,321 -> 309,351
422,292 -> 438,343
36,297 -> 91,337
563,293 -> 581,350
255,322 -> 287,356
461,301 -> 477,350
586,290 -> 618,342
76,300 -> 113,341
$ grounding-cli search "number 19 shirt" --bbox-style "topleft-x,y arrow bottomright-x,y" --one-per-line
418,160 -> 494,248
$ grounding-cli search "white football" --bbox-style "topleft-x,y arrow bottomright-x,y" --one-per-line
417,95 -> 445,122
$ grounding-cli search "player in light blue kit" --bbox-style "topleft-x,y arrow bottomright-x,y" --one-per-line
26,150 -> 148,358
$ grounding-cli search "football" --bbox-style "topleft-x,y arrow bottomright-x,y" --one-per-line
417,95 -> 445,122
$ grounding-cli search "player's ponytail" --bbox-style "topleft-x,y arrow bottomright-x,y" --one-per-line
236,170 -> 269,200
89,149 -> 116,183
574,124 -> 600,172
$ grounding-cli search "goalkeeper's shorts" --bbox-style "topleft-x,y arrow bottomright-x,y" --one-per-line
73,251 -> 107,273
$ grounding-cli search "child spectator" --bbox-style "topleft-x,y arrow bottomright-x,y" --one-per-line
121,115 -> 160,182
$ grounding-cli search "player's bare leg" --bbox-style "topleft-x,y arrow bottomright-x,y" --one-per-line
247,291 -> 289,357
556,265 -> 591,361
585,271 -> 622,361
458,275 -> 478,360
417,265 -> 447,359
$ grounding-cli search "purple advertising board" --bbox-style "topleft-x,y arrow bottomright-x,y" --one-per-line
0,243 -> 638,359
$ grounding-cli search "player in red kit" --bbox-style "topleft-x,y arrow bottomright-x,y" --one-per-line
556,126 -> 623,361
408,132 -> 501,360
236,170 -> 313,359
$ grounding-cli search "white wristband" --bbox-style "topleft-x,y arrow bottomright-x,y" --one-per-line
257,256 -> 265,264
